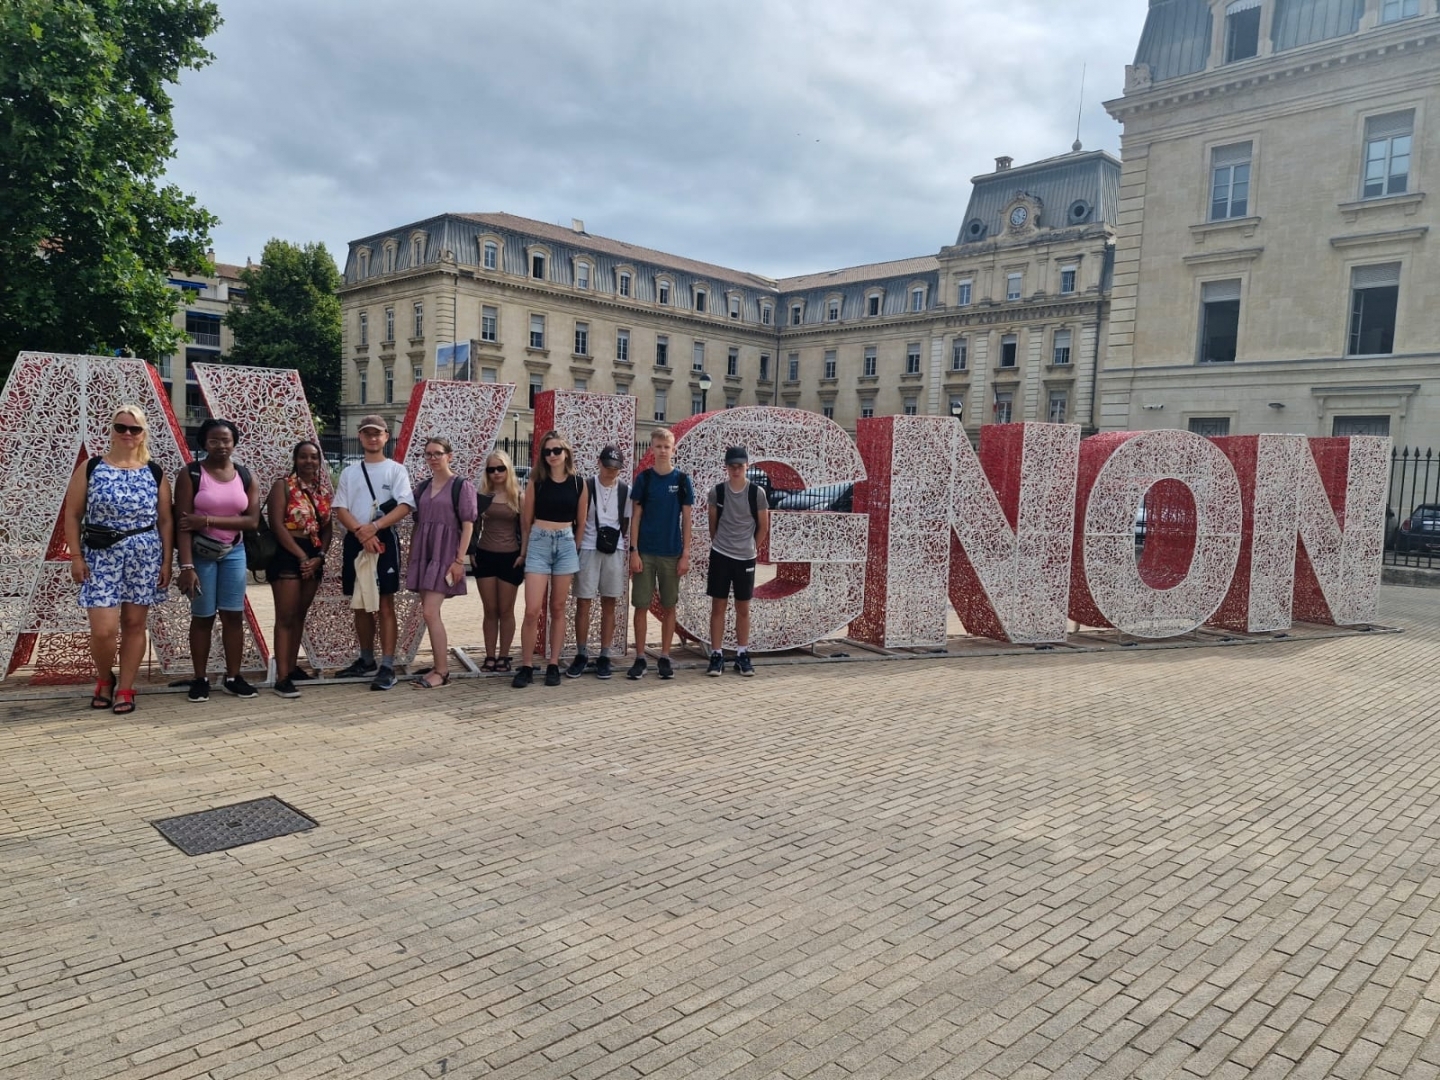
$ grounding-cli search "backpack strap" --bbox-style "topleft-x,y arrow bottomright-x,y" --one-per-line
714,481 -> 725,509
450,475 -> 462,522
747,482 -> 760,531
617,480 -> 629,528
413,476 -> 432,521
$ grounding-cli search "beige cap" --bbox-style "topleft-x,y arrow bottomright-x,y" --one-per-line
357,413 -> 388,432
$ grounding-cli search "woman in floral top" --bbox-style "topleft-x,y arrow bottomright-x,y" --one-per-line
265,440 -> 333,698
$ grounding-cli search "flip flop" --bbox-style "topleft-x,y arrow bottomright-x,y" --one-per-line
91,672 -> 115,709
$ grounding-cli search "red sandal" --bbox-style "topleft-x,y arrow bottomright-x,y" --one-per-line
112,688 -> 136,715
91,672 -> 115,710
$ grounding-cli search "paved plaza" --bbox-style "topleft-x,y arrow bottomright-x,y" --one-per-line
4,586 -> 1440,1079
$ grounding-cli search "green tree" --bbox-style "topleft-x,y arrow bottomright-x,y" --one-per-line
225,240 -> 343,430
0,0 -> 222,380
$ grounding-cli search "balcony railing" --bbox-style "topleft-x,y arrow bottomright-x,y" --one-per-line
188,331 -> 221,348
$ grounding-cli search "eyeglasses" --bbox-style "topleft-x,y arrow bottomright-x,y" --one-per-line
423,450 -> 447,458
485,464 -> 508,474
113,422 -> 144,436
543,446 -> 566,457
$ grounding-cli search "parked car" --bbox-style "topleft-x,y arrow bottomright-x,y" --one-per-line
771,482 -> 854,513
1395,504 -> 1440,552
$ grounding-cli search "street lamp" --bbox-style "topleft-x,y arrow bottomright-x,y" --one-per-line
950,400 -> 963,420
698,371 -> 712,413
511,412 -> 519,456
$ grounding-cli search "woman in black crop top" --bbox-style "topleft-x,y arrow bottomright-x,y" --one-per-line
513,429 -> 589,688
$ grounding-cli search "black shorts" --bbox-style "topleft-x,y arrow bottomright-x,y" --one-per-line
472,547 -> 525,586
341,528 -> 401,597
707,550 -> 756,602
268,534 -> 322,580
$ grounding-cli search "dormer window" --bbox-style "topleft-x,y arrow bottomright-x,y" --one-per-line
728,294 -> 741,320
658,279 -> 672,305
790,302 -> 803,325
1382,0 -> 1419,22
694,288 -> 707,313
410,233 -> 425,266
826,298 -> 841,322
760,303 -> 772,325
618,270 -> 632,297
531,252 -> 546,279
910,286 -> 926,312
866,292 -> 882,317
382,242 -> 396,274
1224,0 -> 1260,64
481,239 -> 498,270
575,261 -> 591,290
356,248 -> 371,277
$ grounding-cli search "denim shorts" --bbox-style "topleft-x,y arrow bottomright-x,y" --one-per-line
525,525 -> 580,576
190,542 -> 247,618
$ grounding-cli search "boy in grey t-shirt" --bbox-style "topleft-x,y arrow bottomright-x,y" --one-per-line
705,446 -> 769,676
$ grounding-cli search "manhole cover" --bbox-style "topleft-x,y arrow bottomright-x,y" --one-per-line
151,797 -> 317,856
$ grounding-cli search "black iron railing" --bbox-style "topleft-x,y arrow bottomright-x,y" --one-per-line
1387,446 -> 1440,568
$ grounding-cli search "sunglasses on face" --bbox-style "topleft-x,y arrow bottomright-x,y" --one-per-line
113,422 -> 144,436
486,464 -> 508,474
543,446 -> 566,457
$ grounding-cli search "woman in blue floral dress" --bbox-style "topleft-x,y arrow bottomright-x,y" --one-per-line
61,404 -> 174,714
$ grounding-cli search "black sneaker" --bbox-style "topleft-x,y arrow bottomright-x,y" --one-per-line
272,677 -> 301,699
187,677 -> 210,703
736,654 -> 755,677
222,675 -> 258,699
288,668 -> 314,682
626,657 -> 647,680
565,654 -> 588,679
335,657 -> 378,679
657,657 -> 674,680
544,664 -> 562,686
706,652 -> 724,677
512,665 -> 533,688
595,655 -> 613,680
370,665 -> 397,691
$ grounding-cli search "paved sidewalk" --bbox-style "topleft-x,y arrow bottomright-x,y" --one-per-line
3,586 -> 1439,1079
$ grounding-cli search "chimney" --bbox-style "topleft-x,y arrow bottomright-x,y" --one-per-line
995,156 -> 1013,171
571,218 -> 586,233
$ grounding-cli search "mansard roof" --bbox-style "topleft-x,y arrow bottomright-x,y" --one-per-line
776,256 -> 938,293
955,149 -> 1120,244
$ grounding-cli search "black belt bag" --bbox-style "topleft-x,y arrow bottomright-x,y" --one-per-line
594,525 -> 623,554
83,523 -> 155,550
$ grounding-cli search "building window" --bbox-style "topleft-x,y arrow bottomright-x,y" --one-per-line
790,303 -> 803,325
576,262 -> 590,290
692,341 -> 705,371
1348,263 -> 1400,356
1381,0 -> 1420,21
1188,417 -> 1231,437
413,364 -> 423,386
860,399 -> 875,419
905,344 -> 921,375
574,377 -> 588,392
358,370 -> 368,405
529,375 -> 543,409
822,404 -> 835,420
729,295 -> 741,320
616,328 -> 630,362
994,391 -> 1014,424
482,240 -> 498,270
1224,0 -> 1260,63
1059,267 -> 1077,295
1048,390 -> 1068,424
903,398 -> 918,416
787,353 -> 799,381
759,354 -> 770,380
1210,142 -> 1252,220
529,314 -> 545,350
950,337 -> 968,371
413,301 -> 423,339
864,346 -> 877,377
761,304 -> 772,326
481,305 -> 497,343
1052,329 -> 1072,366
1332,415 -> 1391,437
948,395 -> 964,419
358,311 -> 368,346
619,271 -> 631,297
824,350 -> 837,379
691,393 -> 703,416
910,287 -> 925,312
382,244 -> 395,274
1199,280 -> 1241,363
694,289 -> 707,313
656,335 -> 668,366
1006,273 -> 1022,302
384,307 -> 395,342
658,280 -> 671,305
957,280 -> 972,306
827,299 -> 840,321
411,235 -> 425,265
357,248 -> 371,277
1363,111 -> 1414,199
654,388 -> 667,422
615,382 -> 631,396
531,253 -> 545,279
481,367 -> 498,383
867,294 -> 881,317
727,397 -> 738,410
384,366 -> 395,404
574,322 -> 589,356
1000,334 -> 1018,367
727,347 -> 739,377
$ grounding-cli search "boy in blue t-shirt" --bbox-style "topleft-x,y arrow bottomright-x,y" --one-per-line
626,428 -> 694,680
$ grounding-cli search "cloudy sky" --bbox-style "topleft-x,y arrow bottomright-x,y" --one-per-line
165,0 -> 1150,278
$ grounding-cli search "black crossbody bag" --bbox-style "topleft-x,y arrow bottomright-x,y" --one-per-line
361,460 -> 399,518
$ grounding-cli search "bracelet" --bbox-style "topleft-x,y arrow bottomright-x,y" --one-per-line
179,563 -> 195,570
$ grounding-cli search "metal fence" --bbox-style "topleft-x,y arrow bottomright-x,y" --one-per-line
314,436 -> 657,475
1387,446 -> 1440,568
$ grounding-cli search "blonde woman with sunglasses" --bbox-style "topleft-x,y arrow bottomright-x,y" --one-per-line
471,449 -> 524,673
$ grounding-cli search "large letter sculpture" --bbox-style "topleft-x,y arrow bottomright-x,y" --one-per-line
666,407 -> 868,652
392,379 -> 515,664
1071,430 -> 1243,638
1292,435 -> 1389,626
851,418 -> 1080,647
532,389 -> 638,657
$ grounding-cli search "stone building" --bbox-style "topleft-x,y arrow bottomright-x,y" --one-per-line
336,149 -> 1117,440
157,258 -> 250,432
1102,0 -> 1440,446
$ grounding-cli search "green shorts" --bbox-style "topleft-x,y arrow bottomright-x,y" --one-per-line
632,553 -> 680,610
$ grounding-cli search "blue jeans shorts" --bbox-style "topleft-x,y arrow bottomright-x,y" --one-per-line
525,525 -> 580,576
190,542 -> 248,618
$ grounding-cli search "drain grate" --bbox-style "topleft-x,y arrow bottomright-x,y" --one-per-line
151,797 -> 317,856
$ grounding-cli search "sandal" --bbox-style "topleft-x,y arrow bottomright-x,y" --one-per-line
112,688 -> 136,715
497,656 -> 513,673
91,672 -> 115,710
413,672 -> 450,689
481,656 -> 499,673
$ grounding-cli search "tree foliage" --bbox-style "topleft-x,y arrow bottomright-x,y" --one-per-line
225,240 -> 343,431
0,0 -> 222,380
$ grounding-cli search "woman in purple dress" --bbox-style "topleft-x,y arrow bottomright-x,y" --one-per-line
405,437 -> 478,688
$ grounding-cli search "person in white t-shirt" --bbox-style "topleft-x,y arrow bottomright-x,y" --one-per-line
331,414 -> 415,690
566,444 -> 630,681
